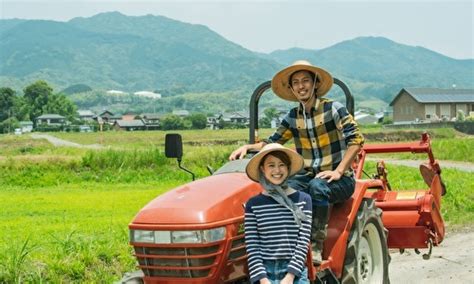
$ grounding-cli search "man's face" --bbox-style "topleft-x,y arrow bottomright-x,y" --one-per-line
290,70 -> 315,102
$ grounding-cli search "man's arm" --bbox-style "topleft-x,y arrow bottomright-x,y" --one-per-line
228,141 -> 266,160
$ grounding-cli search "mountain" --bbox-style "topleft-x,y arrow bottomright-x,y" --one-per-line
0,13 -> 472,113
268,37 -> 473,105
0,12 -> 280,94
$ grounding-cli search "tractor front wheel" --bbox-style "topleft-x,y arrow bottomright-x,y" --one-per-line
341,198 -> 390,284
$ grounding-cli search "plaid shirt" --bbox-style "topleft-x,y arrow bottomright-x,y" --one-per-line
266,98 -> 364,174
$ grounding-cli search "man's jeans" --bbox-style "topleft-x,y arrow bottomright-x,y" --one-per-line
261,259 -> 309,284
288,173 -> 355,207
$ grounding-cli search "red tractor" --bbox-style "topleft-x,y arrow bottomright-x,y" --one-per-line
122,80 -> 446,283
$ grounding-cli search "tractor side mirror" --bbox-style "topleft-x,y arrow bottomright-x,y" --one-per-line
165,133 -> 195,181
165,133 -> 183,160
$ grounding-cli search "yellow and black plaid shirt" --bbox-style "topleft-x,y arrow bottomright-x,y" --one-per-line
266,98 -> 364,174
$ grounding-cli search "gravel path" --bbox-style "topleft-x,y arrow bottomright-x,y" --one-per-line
366,157 -> 474,172
390,227 -> 474,283
30,134 -> 104,149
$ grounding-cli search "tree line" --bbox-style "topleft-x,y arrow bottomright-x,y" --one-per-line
0,80 -> 77,133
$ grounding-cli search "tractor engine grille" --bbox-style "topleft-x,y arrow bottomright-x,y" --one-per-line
134,245 -> 221,278
228,235 -> 246,261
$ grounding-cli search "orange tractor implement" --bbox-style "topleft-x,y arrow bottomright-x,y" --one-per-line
123,80 -> 446,283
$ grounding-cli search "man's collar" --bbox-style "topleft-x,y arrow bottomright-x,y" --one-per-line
298,97 -> 320,114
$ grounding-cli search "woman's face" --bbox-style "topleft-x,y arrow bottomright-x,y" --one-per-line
260,154 -> 289,185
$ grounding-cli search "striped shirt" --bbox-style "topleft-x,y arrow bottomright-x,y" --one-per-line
244,191 -> 312,283
266,98 -> 364,174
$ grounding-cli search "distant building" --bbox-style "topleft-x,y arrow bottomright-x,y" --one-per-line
389,88 -> 474,124
36,114 -> 66,126
134,91 -> 161,99
77,110 -> 95,122
354,111 -> 384,125
19,121 -> 33,133
113,119 -> 146,131
95,110 -> 121,124
122,113 -> 139,121
140,113 -> 162,130
106,90 -> 127,95
222,111 -> 250,125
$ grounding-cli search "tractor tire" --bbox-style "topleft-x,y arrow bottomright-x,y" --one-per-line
341,198 -> 390,284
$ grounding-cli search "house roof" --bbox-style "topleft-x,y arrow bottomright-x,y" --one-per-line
390,88 -> 474,106
114,119 -> 145,127
141,113 -> 163,119
36,114 -> 65,119
77,110 -> 95,116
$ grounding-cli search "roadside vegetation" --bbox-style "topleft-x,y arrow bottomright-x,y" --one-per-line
0,129 -> 472,282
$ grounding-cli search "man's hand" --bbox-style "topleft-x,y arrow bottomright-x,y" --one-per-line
229,142 -> 265,160
229,145 -> 249,160
316,170 -> 342,183
280,272 -> 295,284
259,277 -> 271,284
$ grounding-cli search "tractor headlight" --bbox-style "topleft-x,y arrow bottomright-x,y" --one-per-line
130,227 -> 226,244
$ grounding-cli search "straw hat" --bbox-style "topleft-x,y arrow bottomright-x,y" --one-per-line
245,143 -> 304,182
271,60 -> 333,101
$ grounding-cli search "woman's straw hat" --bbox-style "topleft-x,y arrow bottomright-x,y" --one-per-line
245,143 -> 304,182
271,60 -> 333,101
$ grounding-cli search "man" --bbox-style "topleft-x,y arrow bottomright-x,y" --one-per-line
229,60 -> 364,264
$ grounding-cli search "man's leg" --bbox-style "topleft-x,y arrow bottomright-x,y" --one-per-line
306,175 -> 355,264
306,178 -> 331,264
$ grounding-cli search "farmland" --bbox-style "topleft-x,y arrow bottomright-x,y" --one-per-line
0,128 -> 473,282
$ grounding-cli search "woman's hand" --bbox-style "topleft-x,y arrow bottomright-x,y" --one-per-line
280,272 -> 295,284
316,170 -> 342,183
229,144 -> 250,160
259,277 -> 271,284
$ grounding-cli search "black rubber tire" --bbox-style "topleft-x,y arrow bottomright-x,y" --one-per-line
341,198 -> 390,284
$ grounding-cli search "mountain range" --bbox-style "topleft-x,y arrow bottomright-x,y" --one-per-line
1,12 -> 473,113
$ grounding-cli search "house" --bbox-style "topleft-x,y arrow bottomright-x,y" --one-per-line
94,110 -> 121,124
222,111 -> 250,125
140,113 -> 162,130
36,114 -> 66,126
389,88 -> 474,124
134,91 -> 161,99
19,121 -> 33,133
113,119 -> 146,131
354,111 -> 384,125
122,113 -> 139,121
77,110 -> 95,122
207,114 -> 223,130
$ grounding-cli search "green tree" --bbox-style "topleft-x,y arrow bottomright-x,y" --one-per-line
0,117 -> 19,134
43,93 -> 77,121
0,87 -> 16,122
161,114 -> 185,130
23,80 -> 53,122
188,113 -> 207,129
260,107 -> 279,128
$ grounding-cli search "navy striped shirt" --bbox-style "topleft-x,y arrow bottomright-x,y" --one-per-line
244,191 -> 312,283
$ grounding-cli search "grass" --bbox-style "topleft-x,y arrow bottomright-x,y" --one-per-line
0,183 -> 180,283
0,128 -> 472,282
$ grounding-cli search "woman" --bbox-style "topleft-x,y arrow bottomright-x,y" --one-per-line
244,143 -> 312,284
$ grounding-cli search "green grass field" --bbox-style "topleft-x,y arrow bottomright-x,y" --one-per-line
0,129 -> 472,282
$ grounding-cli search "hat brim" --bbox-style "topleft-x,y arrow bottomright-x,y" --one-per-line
245,144 -> 304,183
271,64 -> 333,101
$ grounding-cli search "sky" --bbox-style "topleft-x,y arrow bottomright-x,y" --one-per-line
1,0 -> 473,59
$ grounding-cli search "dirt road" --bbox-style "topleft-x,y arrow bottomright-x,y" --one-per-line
30,133 -> 104,149
389,227 -> 474,283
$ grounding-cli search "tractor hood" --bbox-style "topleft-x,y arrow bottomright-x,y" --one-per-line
131,172 -> 261,226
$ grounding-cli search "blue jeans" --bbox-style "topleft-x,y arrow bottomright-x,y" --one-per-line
261,259 -> 309,284
288,173 -> 355,207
